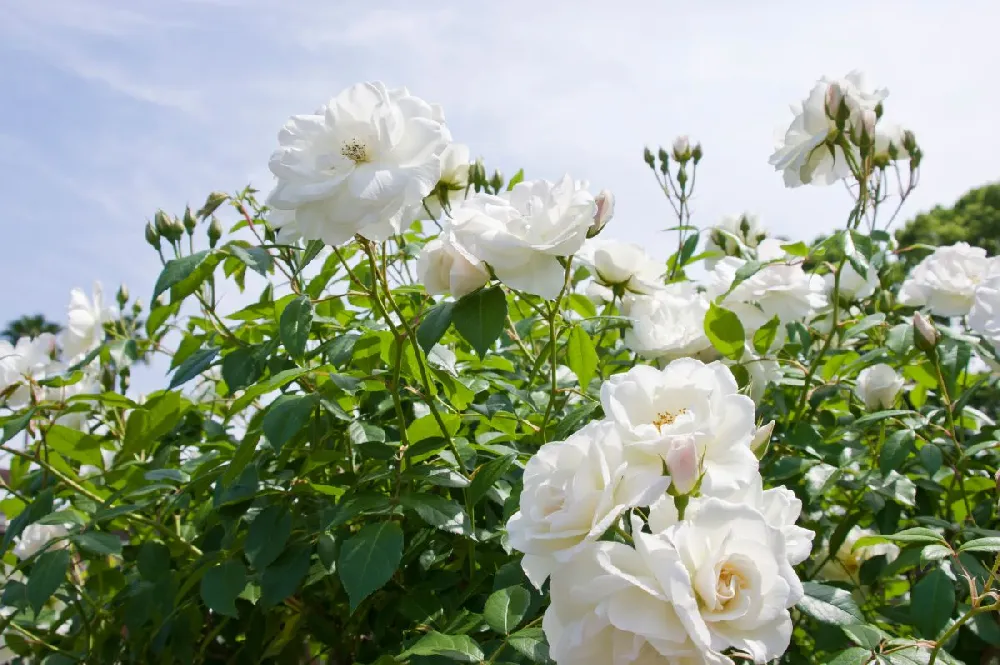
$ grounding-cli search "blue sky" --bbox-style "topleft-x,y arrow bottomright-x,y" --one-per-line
2,0 -> 999,335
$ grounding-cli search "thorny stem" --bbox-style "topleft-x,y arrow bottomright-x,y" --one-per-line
540,259 -> 575,440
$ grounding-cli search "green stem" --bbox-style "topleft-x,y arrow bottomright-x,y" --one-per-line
928,601 -> 1000,665
540,260 -> 575,440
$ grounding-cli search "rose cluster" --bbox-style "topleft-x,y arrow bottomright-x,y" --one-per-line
505,358 -> 812,664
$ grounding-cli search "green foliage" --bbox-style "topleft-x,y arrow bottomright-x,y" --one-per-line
896,181 -> 1000,263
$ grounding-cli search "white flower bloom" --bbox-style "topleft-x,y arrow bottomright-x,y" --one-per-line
969,275 -> 1000,352
13,523 -> 70,560
266,82 -> 451,245
416,232 -> 490,298
584,280 -> 614,305
723,348 -> 782,404
769,71 -> 887,187
267,208 -> 303,245
0,334 -> 60,409
649,476 -> 815,567
817,526 -> 899,583
663,499 -> 804,662
874,122 -> 911,161
704,214 -> 767,268
450,177 -> 596,299
506,420 -> 669,589
62,282 -> 114,361
707,252 -> 827,338
579,239 -> 662,295
825,262 -> 878,301
438,142 -> 470,189
855,363 -> 904,411
600,359 -> 758,493
622,284 -> 712,362
899,243 -> 1000,317
543,527 -> 730,665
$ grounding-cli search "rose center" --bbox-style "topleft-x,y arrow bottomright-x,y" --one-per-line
653,408 -> 688,430
341,138 -> 371,163
714,563 -> 747,609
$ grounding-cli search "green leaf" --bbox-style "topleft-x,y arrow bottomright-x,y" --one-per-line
337,521 -> 403,612
261,544 -> 312,608
845,313 -> 886,339
228,244 -> 273,276
841,624 -> 886,649
405,413 -> 460,444
566,325 -> 598,388
2,489 -> 54,550
959,537 -> 1000,554
453,286 -> 507,358
827,647 -> 875,665
506,169 -> 525,191
399,494 -> 471,537
797,582 -> 864,625
468,454 -> 516,507
508,626 -> 551,663
27,549 -> 70,614
417,302 -> 455,354
2,408 -> 35,443
262,393 -> 317,452
230,366 -> 321,413
279,295 -> 313,359
781,241 -> 810,257
401,631 -> 485,662
151,250 -> 210,302
879,429 -> 914,476
854,527 -> 947,549
350,421 -> 387,445
138,542 -> 171,580
703,303 -> 745,361
121,391 -> 186,458
70,531 -> 122,555
919,444 -> 943,475
200,561 -> 247,617
168,346 -> 219,389
484,586 -> 530,634
752,316 -> 780,355
245,505 -> 293,569
45,425 -> 103,467
911,569 -> 954,637
221,347 -> 264,393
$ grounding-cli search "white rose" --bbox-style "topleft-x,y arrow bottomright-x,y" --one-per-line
415,232 -> 490,298
622,284 -> 712,362
817,526 -> 899,583
438,142 -> 470,190
600,359 -> 758,493
267,208 -> 303,245
579,239 -> 662,294
672,135 -> 692,161
62,282 -> 114,362
723,347 -> 782,404
266,82 -> 451,246
0,334 -> 60,409
543,523 -> 727,665
584,281 -> 614,305
649,475 -> 815,567
769,71 -> 887,187
874,122 -> 911,161
704,213 -> 767,268
707,254 -> 827,338
13,523 -> 70,560
450,178 -> 595,299
969,275 -> 1000,352
855,363 -> 904,411
506,421 -> 669,588
825,261 -> 878,301
898,243 -> 1000,317
662,499 -> 804,662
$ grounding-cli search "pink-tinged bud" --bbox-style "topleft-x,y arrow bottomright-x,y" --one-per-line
750,420 -> 775,459
588,189 -> 615,238
825,83 -> 844,119
672,135 -> 691,162
665,438 -> 699,495
913,312 -> 938,353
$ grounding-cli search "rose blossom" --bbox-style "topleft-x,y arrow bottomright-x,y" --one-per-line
855,363 -> 904,411
622,284 -> 712,362
416,231 -> 490,298
898,243 -> 1000,317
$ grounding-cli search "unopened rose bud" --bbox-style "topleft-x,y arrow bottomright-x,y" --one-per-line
208,216 -> 223,248
183,206 -> 197,235
691,143 -> 703,164
913,312 -> 938,353
643,146 -> 656,169
874,102 -> 884,119
145,221 -> 161,249
197,191 -> 229,219
154,210 -> 173,237
902,130 -> 917,154
672,135 -> 691,162
665,439 -> 699,495
824,83 -> 844,120
170,216 -> 186,239
587,189 -> 615,238
489,169 -> 504,193
117,284 -> 129,307
750,420 -> 775,459
853,109 -> 876,149
855,363 -> 904,411
132,299 -> 143,315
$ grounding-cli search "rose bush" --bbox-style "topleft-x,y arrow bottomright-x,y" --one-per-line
1,71 -> 998,665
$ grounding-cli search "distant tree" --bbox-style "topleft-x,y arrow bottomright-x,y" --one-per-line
895,181 -> 1000,266
1,314 -> 61,344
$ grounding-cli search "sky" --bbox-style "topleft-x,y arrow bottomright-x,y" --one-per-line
2,0 -> 999,337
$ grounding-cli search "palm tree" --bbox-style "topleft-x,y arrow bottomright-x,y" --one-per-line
1,314 -> 61,344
